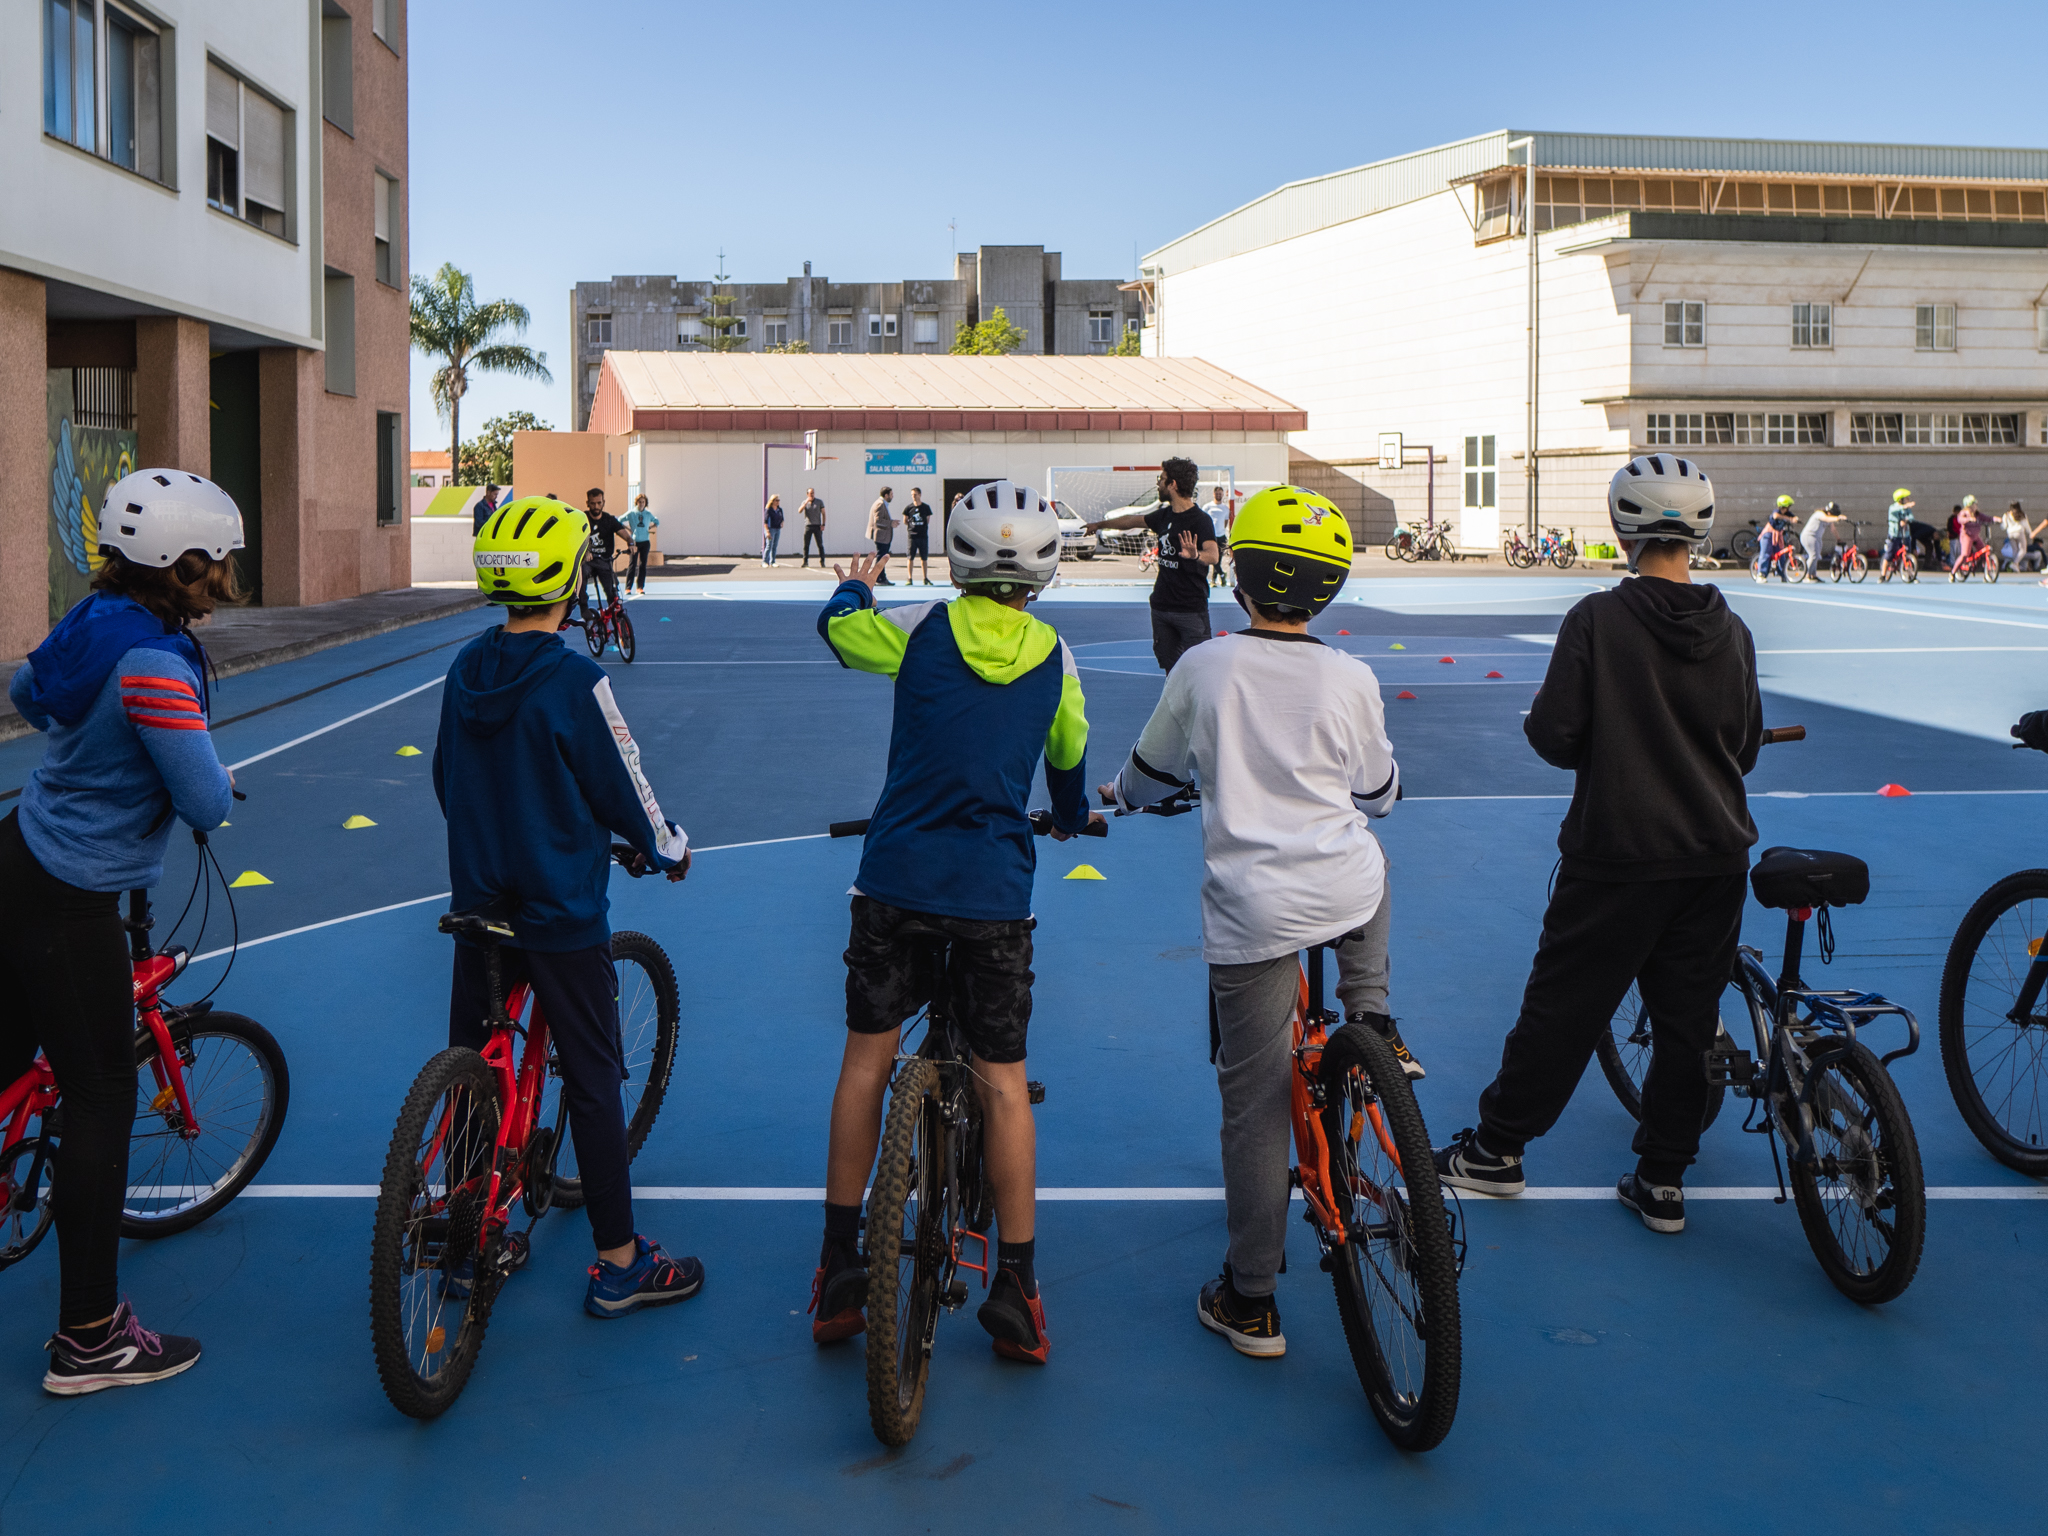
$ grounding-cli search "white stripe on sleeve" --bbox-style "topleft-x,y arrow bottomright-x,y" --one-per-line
591,675 -> 689,863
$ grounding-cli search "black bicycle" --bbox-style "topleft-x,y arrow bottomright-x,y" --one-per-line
1938,717 -> 2048,1174
1596,728 -> 1926,1304
827,809 -> 1102,1447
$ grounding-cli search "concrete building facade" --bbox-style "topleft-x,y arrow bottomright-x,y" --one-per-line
1139,131 -> 2048,550
574,353 -> 1298,557
571,247 -> 1143,431
0,0 -> 410,659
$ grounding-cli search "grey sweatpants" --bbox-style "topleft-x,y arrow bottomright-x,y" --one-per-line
1208,889 -> 1392,1298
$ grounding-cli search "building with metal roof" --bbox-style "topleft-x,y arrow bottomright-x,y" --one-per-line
1139,130 -> 2048,550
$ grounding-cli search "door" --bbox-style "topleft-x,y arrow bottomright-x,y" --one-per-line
1459,434 -> 1498,550
209,352 -> 262,602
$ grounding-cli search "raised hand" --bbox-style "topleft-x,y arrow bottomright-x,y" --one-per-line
832,553 -> 891,592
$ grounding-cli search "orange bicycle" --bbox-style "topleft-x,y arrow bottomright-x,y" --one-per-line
1132,792 -> 1463,1451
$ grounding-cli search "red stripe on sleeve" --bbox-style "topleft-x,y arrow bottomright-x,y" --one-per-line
120,675 -> 199,698
126,712 -> 210,732
122,693 -> 202,713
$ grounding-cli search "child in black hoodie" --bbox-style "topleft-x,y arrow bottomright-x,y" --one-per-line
1436,455 -> 1762,1234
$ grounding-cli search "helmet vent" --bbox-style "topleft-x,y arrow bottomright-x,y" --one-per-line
1277,497 -> 1298,506
536,561 -> 562,584
1036,541 -> 1058,559
127,502 -> 144,514
1648,455 -> 1666,475
121,525 -> 137,536
952,535 -> 976,555
537,515 -> 558,537
152,474 -> 171,486
1617,498 -> 1643,515
512,507 -> 536,539
1281,523 -> 1301,534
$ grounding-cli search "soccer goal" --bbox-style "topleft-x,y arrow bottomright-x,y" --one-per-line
1046,464 -> 1240,521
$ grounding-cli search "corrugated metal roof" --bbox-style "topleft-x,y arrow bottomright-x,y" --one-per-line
598,353 -> 1303,416
1145,130 -> 2048,275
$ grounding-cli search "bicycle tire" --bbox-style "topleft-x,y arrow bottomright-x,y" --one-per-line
583,603 -> 608,656
1829,553 -> 1847,584
1592,983 -> 1725,1133
0,1135 -> 55,1272
122,1011 -> 290,1237
864,1058 -> 941,1447
1784,552 -> 1808,584
1786,1039 -> 1925,1304
1749,556 -> 1767,584
1938,870 -> 2048,1174
1987,555 -> 2002,585
1849,550 -> 1868,584
1903,552 -> 1918,583
1319,1023 -> 1461,1452
1728,528 -> 1757,561
1550,545 -> 1577,570
370,1047 -> 502,1418
615,609 -> 637,662
548,930 -> 680,1210
1383,536 -> 1411,563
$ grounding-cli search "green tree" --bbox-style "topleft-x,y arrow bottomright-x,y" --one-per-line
459,409 -> 552,487
409,263 -> 553,482
702,290 -> 746,352
762,338 -> 812,354
950,305 -> 1027,356
1112,326 -> 1143,357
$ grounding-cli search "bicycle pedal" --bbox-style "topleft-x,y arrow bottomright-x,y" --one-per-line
942,1281 -> 969,1309
1026,1080 -> 1045,1105
1703,1042 -> 1755,1089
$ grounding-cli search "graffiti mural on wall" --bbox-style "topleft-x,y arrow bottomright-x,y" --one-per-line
46,370 -> 137,626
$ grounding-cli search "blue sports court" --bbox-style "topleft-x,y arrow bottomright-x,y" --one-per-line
2,573 -> 2044,1534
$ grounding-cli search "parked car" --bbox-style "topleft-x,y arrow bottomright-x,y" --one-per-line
1091,496 -> 1162,557
1051,499 -> 1101,560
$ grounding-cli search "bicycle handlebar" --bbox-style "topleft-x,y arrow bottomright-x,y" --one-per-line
1760,726 -> 1806,745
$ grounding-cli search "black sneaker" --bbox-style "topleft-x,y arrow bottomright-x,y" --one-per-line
44,1301 -> 200,1396
1616,1173 -> 1685,1234
1432,1127 -> 1525,1196
1350,1012 -> 1425,1080
977,1268 -> 1050,1364
1197,1267 -> 1285,1358
809,1237 -> 868,1344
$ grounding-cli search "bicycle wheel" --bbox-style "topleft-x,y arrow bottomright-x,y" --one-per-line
1787,1040 -> 1925,1305
0,1136 -> 55,1272
1784,552 -> 1808,583
1848,549 -> 1869,584
583,600 -> 608,656
1319,1022 -> 1461,1451
370,1047 -> 502,1419
1551,543 -> 1577,571
122,1012 -> 290,1236
865,1059 -> 942,1447
1593,983 -> 1726,1132
1903,551 -> 1918,583
1987,555 -> 2002,584
1383,535 -> 1411,563
614,608 -> 637,662
546,930 -> 680,1209
1938,871 -> 2048,1174
1749,555 -> 1767,584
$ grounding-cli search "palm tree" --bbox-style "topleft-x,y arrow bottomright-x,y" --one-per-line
409,263 -> 553,484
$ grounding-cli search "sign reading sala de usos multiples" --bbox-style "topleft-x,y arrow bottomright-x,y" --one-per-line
865,449 -> 936,475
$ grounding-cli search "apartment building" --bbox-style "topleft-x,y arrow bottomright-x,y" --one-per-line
0,0 -> 410,658
1139,131 -> 2048,547
570,246 -> 1141,430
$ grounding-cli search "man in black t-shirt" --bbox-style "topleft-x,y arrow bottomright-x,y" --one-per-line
1086,456 -> 1219,672
580,486 -> 629,622
901,487 -> 935,585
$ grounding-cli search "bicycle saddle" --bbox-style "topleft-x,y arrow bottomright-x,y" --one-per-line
1750,847 -> 1870,910
438,908 -> 516,941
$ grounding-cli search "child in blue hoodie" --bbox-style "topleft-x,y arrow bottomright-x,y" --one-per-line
4,468 -> 241,1395
437,496 -> 703,1318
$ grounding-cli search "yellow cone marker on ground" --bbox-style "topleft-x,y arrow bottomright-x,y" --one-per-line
229,871 -> 273,888
1390,643 -> 1406,650
343,815 -> 377,829
395,745 -> 422,757
1064,864 -> 1107,881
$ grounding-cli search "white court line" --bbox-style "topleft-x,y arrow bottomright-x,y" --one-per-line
232,1184 -> 2048,1200
1728,587 -> 2048,634
1338,587 -> 1607,609
603,660 -> 838,666
226,676 -> 445,770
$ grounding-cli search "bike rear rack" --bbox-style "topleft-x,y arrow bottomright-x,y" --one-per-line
1780,987 -> 1921,1069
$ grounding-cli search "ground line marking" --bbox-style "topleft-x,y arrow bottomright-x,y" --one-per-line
1727,587 -> 2048,633
226,675 -> 446,770
228,1184 -> 2048,1200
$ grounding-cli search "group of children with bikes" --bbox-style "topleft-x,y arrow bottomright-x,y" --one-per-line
1754,487 -> 2046,583
1,440 -> 1869,1457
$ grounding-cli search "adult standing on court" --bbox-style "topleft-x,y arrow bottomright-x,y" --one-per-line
624,494 -> 659,594
581,488 -> 627,621
763,494 -> 786,567
1798,502 -> 1849,580
798,488 -> 827,568
4,468 -> 243,1394
472,484 -> 502,535
1206,484 -> 1232,589
867,486 -> 897,586
902,487 -> 935,585
1084,457 -> 1220,672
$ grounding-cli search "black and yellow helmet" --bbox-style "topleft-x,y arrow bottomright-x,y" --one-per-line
473,497 -> 590,606
1228,485 -> 1351,616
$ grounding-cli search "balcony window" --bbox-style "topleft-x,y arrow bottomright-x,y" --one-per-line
207,61 -> 292,238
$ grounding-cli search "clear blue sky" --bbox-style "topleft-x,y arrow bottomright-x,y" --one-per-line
406,0 -> 2043,451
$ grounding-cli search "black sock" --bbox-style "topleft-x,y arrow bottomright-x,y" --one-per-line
822,1201 -> 862,1263
997,1238 -> 1037,1298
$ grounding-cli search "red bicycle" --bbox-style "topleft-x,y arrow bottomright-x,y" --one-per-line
1749,544 -> 1808,584
574,568 -> 638,662
368,845 -> 679,1419
1949,541 -> 2002,584
1,824 -> 289,1270
1878,544 -> 1919,584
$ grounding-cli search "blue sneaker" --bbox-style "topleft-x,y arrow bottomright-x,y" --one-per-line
584,1235 -> 704,1319
442,1231 -> 529,1301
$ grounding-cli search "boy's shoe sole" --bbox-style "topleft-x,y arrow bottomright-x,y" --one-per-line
1196,1284 -> 1285,1358
1616,1174 -> 1685,1234
43,1354 -> 198,1396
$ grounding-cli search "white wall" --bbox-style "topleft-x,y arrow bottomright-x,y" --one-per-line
631,432 -> 1292,556
0,0 -> 320,346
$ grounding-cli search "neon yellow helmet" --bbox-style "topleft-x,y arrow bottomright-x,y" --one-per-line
1228,485 -> 1351,615
473,496 -> 590,606
1893,488 -> 1913,503
1775,494 -> 1796,509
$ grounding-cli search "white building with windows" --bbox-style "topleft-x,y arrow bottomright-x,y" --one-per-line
1136,130 -> 2048,550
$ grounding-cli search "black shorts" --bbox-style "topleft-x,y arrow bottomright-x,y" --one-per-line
906,530 -> 930,558
843,895 -> 1035,1064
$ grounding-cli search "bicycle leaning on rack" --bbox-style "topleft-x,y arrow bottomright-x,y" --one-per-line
1119,788 -> 1463,1451
1,809 -> 290,1271
1386,521 -> 1460,563
368,844 -> 680,1419
1595,725 -> 1927,1304
825,808 -> 1102,1449
1936,715 -> 2048,1175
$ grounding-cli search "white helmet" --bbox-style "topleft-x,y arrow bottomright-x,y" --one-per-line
946,481 -> 1060,593
1608,455 -> 1714,547
98,468 -> 245,568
